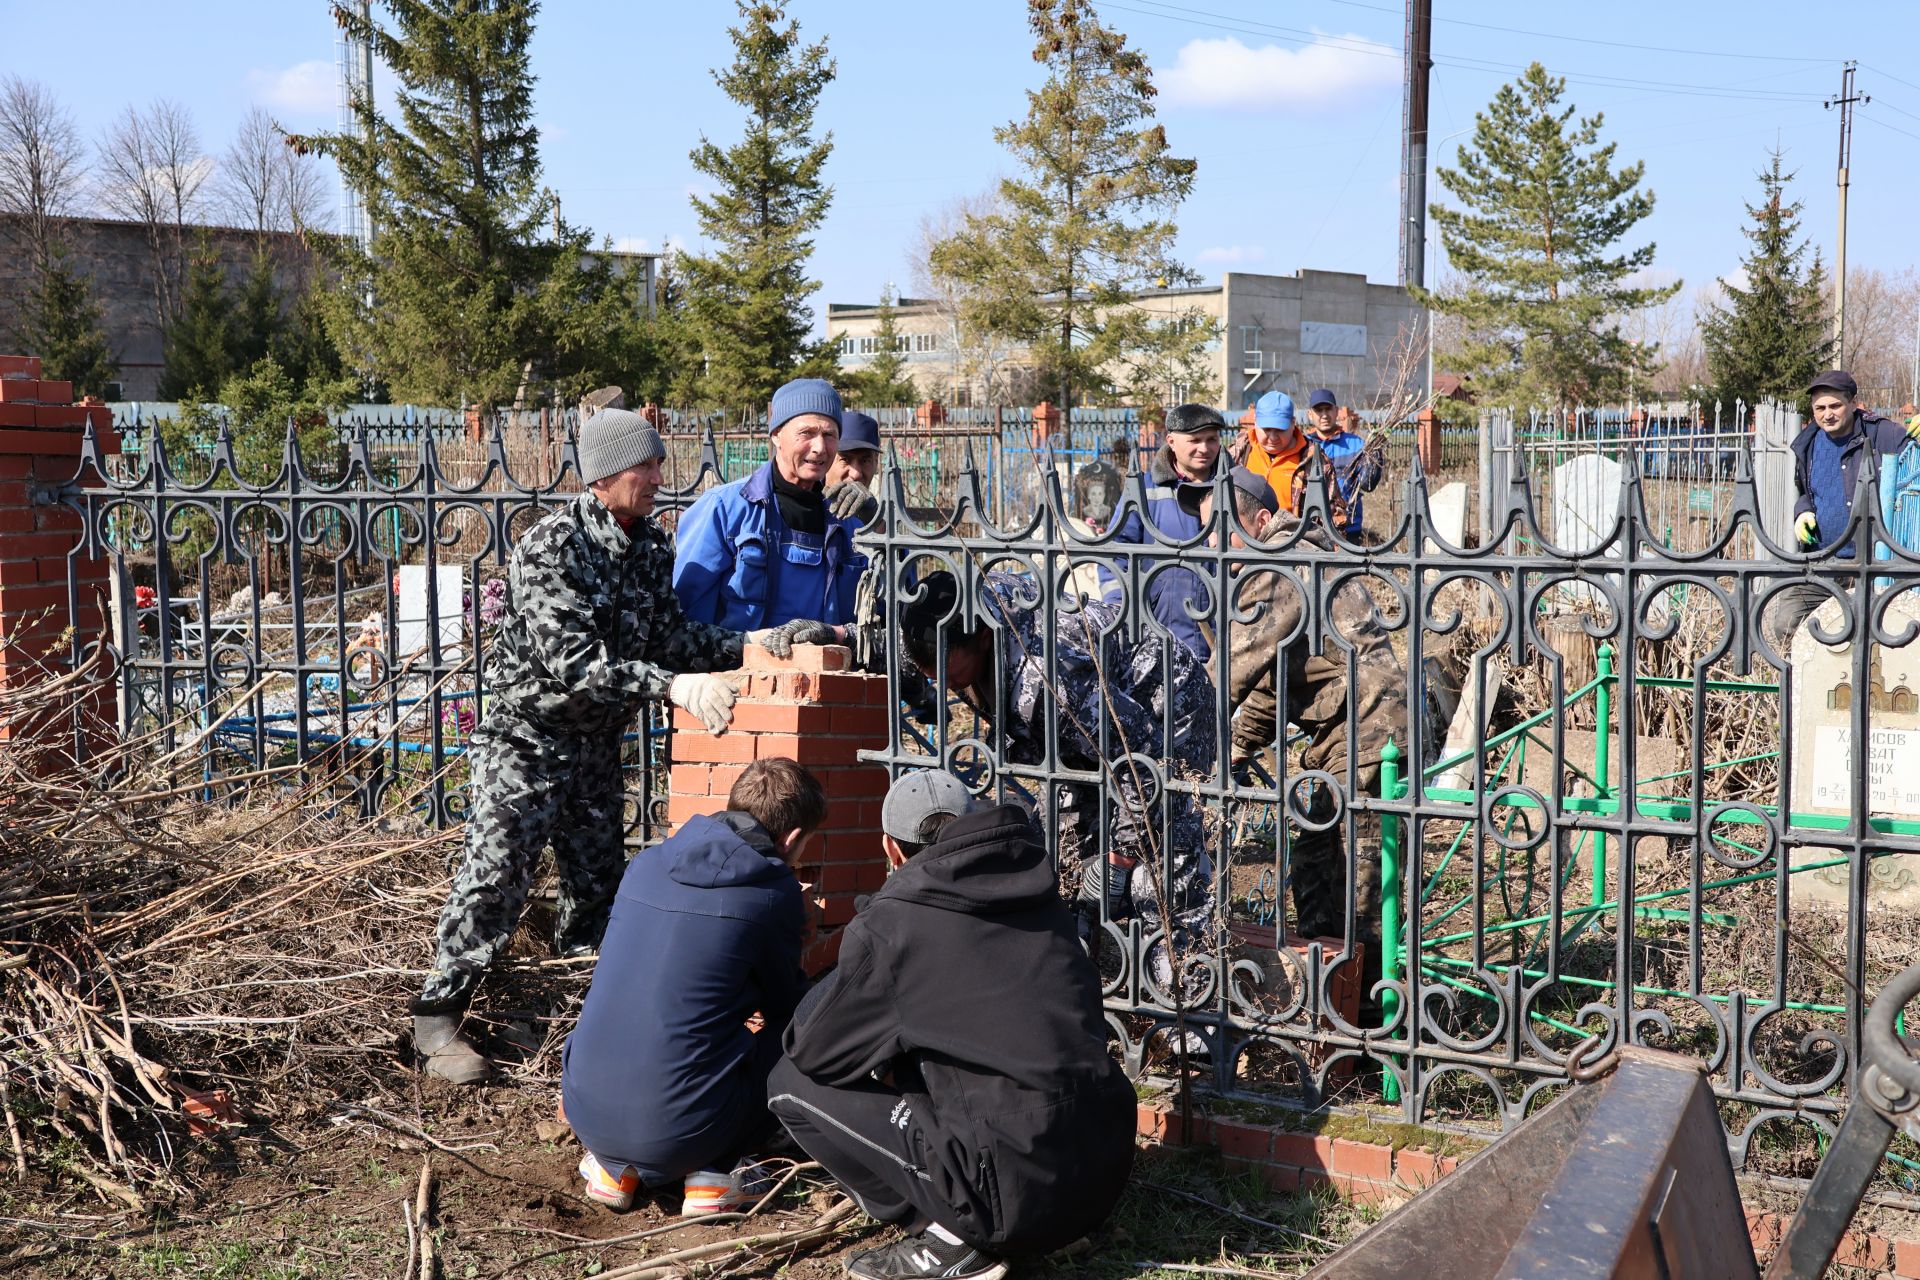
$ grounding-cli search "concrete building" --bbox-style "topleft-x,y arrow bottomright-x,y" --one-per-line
829,268 -> 1423,410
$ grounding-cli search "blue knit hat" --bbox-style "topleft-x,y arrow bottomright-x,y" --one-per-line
840,410 -> 881,453
769,378 -> 843,433
1254,390 -> 1295,432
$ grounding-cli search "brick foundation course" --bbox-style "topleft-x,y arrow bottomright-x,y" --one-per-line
667,643 -> 891,973
0,355 -> 118,763
1134,1098 -> 1920,1274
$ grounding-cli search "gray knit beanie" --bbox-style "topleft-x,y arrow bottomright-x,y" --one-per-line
578,408 -> 666,485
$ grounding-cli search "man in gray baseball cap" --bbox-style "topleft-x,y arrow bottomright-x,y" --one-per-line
770,768 -> 1136,1279
410,406 -> 834,1084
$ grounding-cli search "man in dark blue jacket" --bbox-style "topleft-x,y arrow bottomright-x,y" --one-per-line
1774,369 -> 1920,643
1107,403 -> 1223,659
561,758 -> 822,1215
769,770 -> 1136,1280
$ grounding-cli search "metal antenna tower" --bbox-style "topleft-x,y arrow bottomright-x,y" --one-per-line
1825,62 -> 1867,361
335,1 -> 375,249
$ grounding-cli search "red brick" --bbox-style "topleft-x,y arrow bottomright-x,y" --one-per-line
1160,1110 -> 1213,1147
0,356 -> 42,377
1391,1147 -> 1451,1188
1261,1164 -> 1305,1194
817,767 -> 890,799
819,836 -> 884,864
815,861 -> 887,892
0,583 -> 70,612
818,896 -> 858,927
1136,1105 -> 1167,1142
827,704 -> 892,736
0,481 -> 26,506
3,533 -> 74,559
0,405 -> 33,429
0,428 -> 88,454
0,457 -> 30,479
1213,1120 -> 1273,1161
750,671 -> 821,701
815,672 -> 880,702
1834,1231 -> 1891,1269
751,733 -> 805,760
708,764 -> 747,797
33,404 -> 85,429
730,701 -> 832,734
668,764 -> 709,795
741,642 -> 850,672
666,792 -> 723,827
0,379 -> 41,403
1892,1235 -> 1920,1277
0,559 -> 40,586
806,737 -> 874,766
1272,1132 -> 1335,1172
801,930 -> 842,975
1331,1140 -> 1392,1181
35,505 -> 83,533
35,380 -> 71,403
671,731 -> 758,764
1330,1173 -> 1392,1205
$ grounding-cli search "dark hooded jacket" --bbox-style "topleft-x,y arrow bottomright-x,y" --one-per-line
562,812 -> 806,1173
780,803 -> 1135,1252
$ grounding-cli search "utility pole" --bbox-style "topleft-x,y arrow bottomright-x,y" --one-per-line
1398,0 -> 1433,290
1826,62 -> 1868,362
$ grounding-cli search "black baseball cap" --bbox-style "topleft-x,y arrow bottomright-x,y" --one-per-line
1307,388 -> 1338,409
1807,370 -> 1859,400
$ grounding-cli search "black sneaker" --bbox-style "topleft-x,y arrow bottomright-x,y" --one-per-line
845,1229 -> 1007,1280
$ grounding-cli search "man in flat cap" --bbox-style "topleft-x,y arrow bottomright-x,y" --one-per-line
1775,370 -> 1920,643
412,408 -> 833,1083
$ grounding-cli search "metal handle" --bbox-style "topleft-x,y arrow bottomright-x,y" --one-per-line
1863,959 -> 1920,1102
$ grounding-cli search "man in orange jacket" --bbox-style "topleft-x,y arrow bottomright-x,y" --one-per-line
1231,390 -> 1312,514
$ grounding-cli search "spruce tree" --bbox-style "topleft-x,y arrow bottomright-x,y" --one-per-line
11,240 -> 118,398
646,248 -> 704,406
929,0 -> 1207,410
292,0 -> 608,408
1700,150 -> 1833,412
680,1 -> 836,407
157,242 -> 235,400
231,248 -> 285,371
1425,62 -> 1679,411
844,287 -> 918,405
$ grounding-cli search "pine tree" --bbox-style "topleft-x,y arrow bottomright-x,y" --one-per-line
646,247 -> 704,406
679,1 -> 836,408
272,280 -> 347,391
1425,62 -> 1679,411
538,239 -> 658,406
230,248 -> 285,372
1700,150 -> 1833,413
930,0 -> 1207,410
844,287 -> 918,405
157,242 -> 236,401
292,0 -> 610,408
9,240 -> 118,398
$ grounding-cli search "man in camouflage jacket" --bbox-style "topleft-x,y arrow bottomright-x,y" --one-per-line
412,408 -> 830,1084
1204,470 -> 1408,948
900,569 -> 1218,999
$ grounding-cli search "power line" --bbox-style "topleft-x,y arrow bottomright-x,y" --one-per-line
1862,114 -> 1920,145
1314,0 -> 1833,63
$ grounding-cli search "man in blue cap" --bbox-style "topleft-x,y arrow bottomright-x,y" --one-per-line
673,378 -> 868,632
824,409 -> 883,526
1304,388 -> 1384,539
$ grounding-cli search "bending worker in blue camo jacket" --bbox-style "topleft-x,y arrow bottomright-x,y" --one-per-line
412,408 -> 834,1084
673,378 -> 869,634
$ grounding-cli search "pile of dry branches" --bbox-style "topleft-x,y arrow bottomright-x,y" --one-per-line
0,650 -> 577,1209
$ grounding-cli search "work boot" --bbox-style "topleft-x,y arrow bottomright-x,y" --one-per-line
412,1013 -> 491,1085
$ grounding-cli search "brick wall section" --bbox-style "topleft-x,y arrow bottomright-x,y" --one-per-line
1134,1099 -> 1920,1274
0,354 -> 119,760
667,643 -> 891,974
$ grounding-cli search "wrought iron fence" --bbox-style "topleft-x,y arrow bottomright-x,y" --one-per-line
54,413 -> 1920,1175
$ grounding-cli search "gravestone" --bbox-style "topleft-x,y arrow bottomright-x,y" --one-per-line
1787,593 -> 1920,908
1071,459 -> 1124,532
1426,481 -> 1469,553
1553,453 -> 1622,555
396,565 -> 466,655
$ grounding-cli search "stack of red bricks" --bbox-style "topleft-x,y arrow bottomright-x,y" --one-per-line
0,354 -> 118,757
667,643 -> 893,973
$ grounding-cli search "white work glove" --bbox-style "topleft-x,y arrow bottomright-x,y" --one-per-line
1794,511 -> 1819,547
824,479 -> 880,524
746,618 -> 839,657
669,673 -> 740,733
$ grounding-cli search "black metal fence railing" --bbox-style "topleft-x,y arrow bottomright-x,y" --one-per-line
58,416 -> 1920,1172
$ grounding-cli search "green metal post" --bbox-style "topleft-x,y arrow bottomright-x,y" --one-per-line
1592,642 -> 1615,910
1380,739 -> 1404,1104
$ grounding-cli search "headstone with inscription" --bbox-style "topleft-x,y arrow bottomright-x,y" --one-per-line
1787,593 -> 1920,907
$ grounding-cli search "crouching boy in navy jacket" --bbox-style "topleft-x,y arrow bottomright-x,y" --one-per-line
562,758 -> 821,1215
769,770 -> 1136,1280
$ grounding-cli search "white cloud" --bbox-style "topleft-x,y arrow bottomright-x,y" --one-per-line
1197,245 -> 1267,266
1160,35 -> 1399,111
246,61 -> 337,117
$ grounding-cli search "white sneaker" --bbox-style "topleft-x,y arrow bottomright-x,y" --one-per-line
579,1152 -> 640,1211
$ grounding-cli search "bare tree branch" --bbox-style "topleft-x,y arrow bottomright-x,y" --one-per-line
95,100 -> 211,326
0,75 -> 87,266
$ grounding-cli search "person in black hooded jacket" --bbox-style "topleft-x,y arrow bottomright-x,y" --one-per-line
768,770 -> 1136,1280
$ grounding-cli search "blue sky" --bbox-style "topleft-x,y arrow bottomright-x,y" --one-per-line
13,1 -> 1919,325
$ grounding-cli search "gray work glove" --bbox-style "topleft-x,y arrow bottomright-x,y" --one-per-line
824,480 -> 880,525
746,618 -> 839,658
668,673 -> 740,733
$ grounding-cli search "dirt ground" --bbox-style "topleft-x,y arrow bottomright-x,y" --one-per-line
2,1071 -> 1373,1280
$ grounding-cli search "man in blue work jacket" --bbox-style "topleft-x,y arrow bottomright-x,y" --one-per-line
673,378 -> 867,633
1108,403 -> 1223,660
1304,388 -> 1384,540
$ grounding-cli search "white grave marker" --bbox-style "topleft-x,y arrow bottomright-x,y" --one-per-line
396,565 -> 466,655
1426,481 -> 1469,554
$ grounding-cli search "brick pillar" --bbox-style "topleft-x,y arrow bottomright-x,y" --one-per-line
1415,406 -> 1440,473
0,355 -> 119,763
915,399 -> 946,429
667,644 -> 892,973
1031,400 -> 1060,449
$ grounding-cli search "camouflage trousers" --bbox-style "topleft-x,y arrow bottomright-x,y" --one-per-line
1062,781 -> 1218,993
1287,763 -> 1383,947
414,713 -> 629,1014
